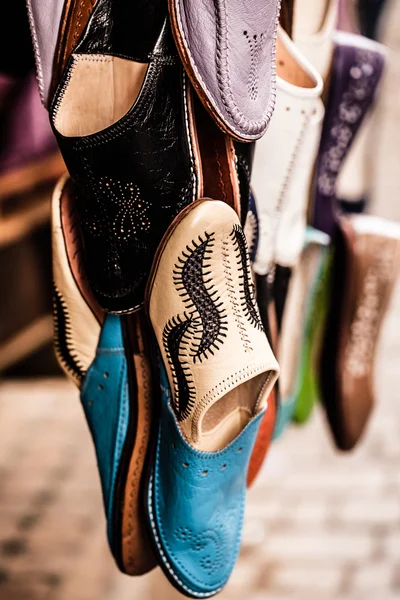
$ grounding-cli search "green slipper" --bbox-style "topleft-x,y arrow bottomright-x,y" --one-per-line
293,229 -> 331,424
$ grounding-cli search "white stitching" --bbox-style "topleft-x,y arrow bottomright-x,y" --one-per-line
191,362 -> 273,440
25,0 -> 45,104
182,73 -> 197,202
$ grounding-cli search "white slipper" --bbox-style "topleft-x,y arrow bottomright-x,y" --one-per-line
252,26 -> 324,277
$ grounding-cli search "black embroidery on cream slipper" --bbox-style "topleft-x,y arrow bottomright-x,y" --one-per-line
53,284 -> 86,382
162,231 -> 227,421
163,314 -> 196,420
231,225 -> 264,332
173,232 -> 227,362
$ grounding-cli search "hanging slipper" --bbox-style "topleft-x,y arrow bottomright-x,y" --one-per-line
275,227 -> 330,437
146,199 -> 279,597
319,214 -> 400,450
168,0 -> 282,141
50,2 -> 201,313
52,175 -> 156,574
292,234 -> 331,424
252,25 -> 324,315
311,32 -> 386,235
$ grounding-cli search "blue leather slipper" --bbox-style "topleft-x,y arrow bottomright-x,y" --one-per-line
146,199 -> 279,596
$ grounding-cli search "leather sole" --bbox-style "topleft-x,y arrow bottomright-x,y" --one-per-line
193,96 -> 241,218
247,387 -> 276,487
113,310 -> 157,575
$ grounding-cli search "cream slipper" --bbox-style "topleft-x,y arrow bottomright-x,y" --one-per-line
252,26 -> 324,278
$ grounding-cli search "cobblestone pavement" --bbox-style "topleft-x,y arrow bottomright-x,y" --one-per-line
0,3 -> 400,600
1,281 -> 400,600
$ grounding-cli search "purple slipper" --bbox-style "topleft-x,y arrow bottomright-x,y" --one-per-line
169,0 -> 282,141
311,32 -> 386,236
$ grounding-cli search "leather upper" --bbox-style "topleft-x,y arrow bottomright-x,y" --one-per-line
149,200 -> 279,450
147,364 -> 265,597
170,0 -> 281,141
51,21 -> 199,313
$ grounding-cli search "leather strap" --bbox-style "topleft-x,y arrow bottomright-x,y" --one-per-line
194,95 -> 241,219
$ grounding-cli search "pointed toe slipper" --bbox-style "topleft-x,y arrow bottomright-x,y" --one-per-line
169,0 -> 282,141
320,215 -> 400,450
146,199 -> 279,596
293,228 -> 331,425
52,176 -> 156,575
312,32 -> 386,236
274,227 -> 330,438
252,25 -> 324,279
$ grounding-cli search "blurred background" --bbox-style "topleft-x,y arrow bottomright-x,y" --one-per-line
0,0 -> 400,599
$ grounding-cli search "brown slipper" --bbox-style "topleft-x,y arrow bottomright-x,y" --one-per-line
320,214 -> 400,450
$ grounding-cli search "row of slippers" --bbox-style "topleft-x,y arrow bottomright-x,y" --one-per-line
52,30 -> 400,600
248,8 -> 397,455
33,0 -> 400,597
53,179 -> 279,595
